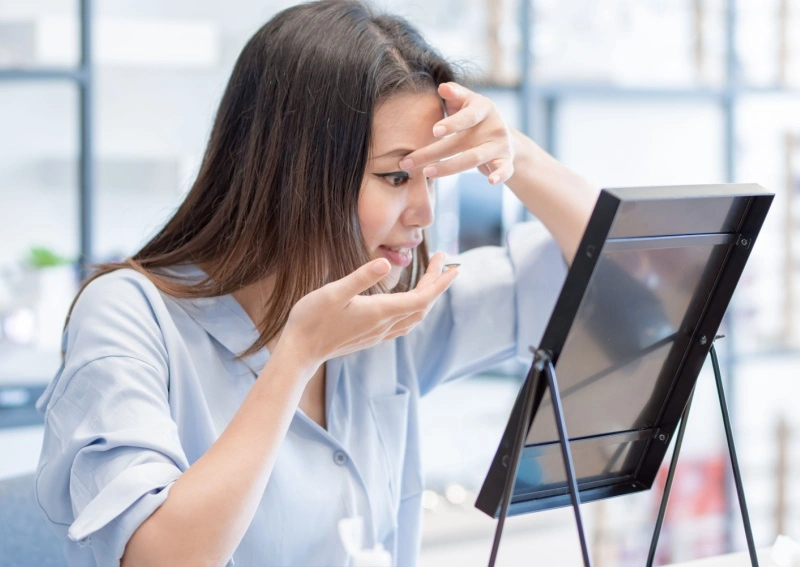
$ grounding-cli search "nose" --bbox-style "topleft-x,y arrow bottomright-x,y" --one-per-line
402,174 -> 435,229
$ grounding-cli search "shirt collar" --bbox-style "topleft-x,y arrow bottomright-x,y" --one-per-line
160,264 -> 270,376
159,264 -> 345,413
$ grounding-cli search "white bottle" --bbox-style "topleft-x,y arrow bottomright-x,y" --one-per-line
338,516 -> 393,567
772,534 -> 800,567
351,543 -> 392,567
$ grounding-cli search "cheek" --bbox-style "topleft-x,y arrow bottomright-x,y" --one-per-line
357,203 -> 379,248
358,190 -> 400,247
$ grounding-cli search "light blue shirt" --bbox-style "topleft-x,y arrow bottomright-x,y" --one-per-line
34,221 -> 566,567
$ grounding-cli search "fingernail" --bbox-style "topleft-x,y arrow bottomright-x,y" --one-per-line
433,124 -> 446,137
372,259 -> 390,274
423,166 -> 438,177
399,158 -> 414,170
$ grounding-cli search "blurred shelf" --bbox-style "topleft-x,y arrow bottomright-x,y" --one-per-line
533,84 -> 726,99
0,16 -> 219,70
0,0 -> 93,281
0,345 -> 62,387
479,82 -> 800,100
3,156 -> 182,194
534,84 -> 800,100
0,385 -> 46,428
0,68 -> 87,82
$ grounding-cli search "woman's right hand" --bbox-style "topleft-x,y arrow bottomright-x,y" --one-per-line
277,253 -> 458,371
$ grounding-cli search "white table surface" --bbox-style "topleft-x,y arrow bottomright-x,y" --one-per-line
665,548 -> 775,566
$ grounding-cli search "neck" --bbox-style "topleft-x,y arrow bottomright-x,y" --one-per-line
232,273 -> 327,428
232,276 -> 276,330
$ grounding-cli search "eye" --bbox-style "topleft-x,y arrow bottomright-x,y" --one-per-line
374,171 -> 410,187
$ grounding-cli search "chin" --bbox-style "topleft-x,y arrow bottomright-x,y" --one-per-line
384,269 -> 403,291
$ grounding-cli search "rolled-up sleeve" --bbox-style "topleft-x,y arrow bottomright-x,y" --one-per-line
408,221 -> 567,395
35,272 -> 188,566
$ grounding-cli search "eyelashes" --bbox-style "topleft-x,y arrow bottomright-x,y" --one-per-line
374,171 -> 410,187
373,171 -> 434,188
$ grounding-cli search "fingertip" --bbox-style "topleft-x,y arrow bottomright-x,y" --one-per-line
371,258 -> 391,275
438,82 -> 461,97
429,251 -> 446,264
489,166 -> 513,186
443,265 -> 460,285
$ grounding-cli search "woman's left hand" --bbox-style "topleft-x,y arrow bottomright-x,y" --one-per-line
399,82 -> 515,185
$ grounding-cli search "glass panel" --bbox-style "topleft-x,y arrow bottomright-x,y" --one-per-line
531,0 -> 727,89
514,437 -> 647,498
0,0 -> 80,69
0,83 -> 78,386
527,238 -> 732,443
733,95 -> 800,354
556,99 -> 724,187
384,0 -> 523,86
91,1 -> 227,261
737,0 -> 800,88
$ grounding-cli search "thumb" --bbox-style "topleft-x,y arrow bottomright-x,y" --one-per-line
332,258 -> 391,299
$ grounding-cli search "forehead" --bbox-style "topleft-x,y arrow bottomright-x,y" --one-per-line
370,91 -> 444,158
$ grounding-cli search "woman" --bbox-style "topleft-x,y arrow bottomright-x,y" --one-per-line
35,1 -> 597,566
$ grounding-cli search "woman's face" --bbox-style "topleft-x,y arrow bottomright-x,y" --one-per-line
359,91 -> 443,289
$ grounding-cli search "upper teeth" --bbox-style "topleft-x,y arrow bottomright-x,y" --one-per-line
388,247 -> 409,254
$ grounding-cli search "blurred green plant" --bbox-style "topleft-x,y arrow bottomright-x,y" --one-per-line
26,247 -> 74,269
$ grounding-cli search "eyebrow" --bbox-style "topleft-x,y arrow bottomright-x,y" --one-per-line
371,147 -> 416,160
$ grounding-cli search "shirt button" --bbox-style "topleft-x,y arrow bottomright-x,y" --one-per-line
333,450 -> 348,466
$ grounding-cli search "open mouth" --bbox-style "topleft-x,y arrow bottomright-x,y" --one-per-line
379,245 -> 414,268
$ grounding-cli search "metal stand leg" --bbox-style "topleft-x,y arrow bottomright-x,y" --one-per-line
545,359 -> 592,567
487,351 -> 592,567
646,388 -> 696,567
644,342 -> 758,566
710,345 -> 759,566
488,352 -> 548,567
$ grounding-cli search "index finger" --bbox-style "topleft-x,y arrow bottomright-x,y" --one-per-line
399,97 -> 490,173
414,252 -> 448,289
398,135 -> 462,174
376,263 -> 459,316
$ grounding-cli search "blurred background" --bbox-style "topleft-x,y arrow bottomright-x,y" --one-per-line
1,0 -> 799,565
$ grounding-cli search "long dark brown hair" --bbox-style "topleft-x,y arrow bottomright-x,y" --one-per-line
70,0 -> 457,356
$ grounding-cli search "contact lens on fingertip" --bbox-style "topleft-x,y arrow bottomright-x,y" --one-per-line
444,263 -> 460,271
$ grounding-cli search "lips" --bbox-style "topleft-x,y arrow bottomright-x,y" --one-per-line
379,242 -> 420,268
